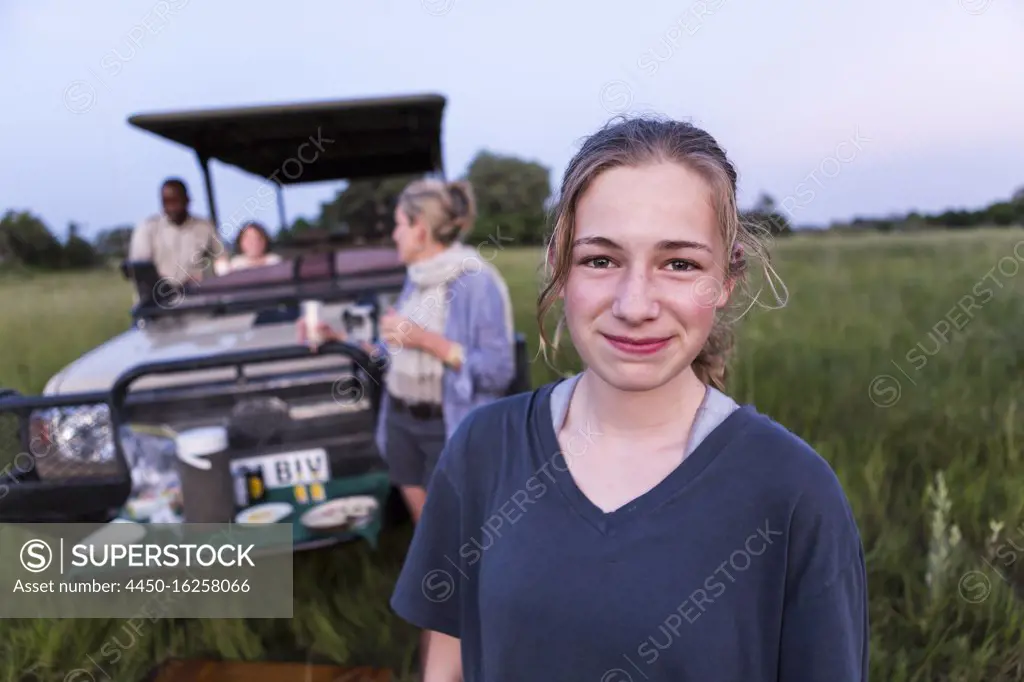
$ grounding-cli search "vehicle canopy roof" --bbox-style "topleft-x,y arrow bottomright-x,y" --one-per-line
128,92 -> 447,230
127,92 -> 447,184
123,94 -> 443,320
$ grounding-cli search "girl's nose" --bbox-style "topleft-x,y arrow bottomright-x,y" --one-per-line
611,271 -> 659,322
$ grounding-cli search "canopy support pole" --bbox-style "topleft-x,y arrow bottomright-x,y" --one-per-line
197,153 -> 219,233
433,140 -> 445,180
276,183 -> 287,233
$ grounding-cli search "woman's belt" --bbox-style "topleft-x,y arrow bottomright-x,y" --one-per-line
389,395 -> 444,421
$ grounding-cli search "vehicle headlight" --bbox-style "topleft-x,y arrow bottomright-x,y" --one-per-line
28,405 -> 119,479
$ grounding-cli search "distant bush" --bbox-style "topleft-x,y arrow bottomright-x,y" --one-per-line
62,224 -> 99,269
0,213 -> 105,271
0,210 -> 64,269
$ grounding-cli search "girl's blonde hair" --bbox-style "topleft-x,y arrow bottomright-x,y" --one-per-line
397,178 -> 477,245
538,116 -> 787,391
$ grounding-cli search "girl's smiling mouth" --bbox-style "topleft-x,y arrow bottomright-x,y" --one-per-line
601,333 -> 672,355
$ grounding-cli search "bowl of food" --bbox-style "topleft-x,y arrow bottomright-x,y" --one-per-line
335,495 -> 379,529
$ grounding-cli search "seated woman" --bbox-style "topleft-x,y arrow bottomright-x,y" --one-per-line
214,221 -> 282,274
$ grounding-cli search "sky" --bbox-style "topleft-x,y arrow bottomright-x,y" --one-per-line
2,0 -> 1022,241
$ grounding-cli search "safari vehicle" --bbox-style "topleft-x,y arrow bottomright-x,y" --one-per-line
0,93 -> 530,551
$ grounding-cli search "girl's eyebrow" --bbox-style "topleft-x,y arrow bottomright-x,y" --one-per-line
572,236 -> 621,250
655,239 -> 712,253
572,236 -> 712,253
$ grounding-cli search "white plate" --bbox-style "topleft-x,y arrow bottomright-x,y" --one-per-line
301,496 -> 379,531
125,491 -> 178,521
229,448 -> 330,489
125,496 -> 165,520
300,500 -> 350,530
235,502 -> 293,525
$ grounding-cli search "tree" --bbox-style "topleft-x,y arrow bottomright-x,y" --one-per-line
0,210 -> 64,268
986,202 -> 1019,226
93,225 -> 134,260
290,217 -> 316,234
1012,186 -> 1024,206
301,151 -> 554,247
463,151 -> 551,245
930,210 -> 976,229
318,175 -> 421,241
63,222 -> 98,268
742,193 -> 792,237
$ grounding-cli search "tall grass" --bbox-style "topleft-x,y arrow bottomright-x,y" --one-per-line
2,230 -> 1024,680
0,267 -> 133,395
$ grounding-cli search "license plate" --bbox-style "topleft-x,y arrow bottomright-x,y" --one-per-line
229,448 -> 330,489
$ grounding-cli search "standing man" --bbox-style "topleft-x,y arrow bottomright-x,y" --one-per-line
129,178 -> 226,284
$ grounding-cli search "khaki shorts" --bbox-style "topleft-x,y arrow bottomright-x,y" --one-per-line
383,395 -> 447,489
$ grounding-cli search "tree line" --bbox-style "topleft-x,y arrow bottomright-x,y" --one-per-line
0,214 -> 119,270
816,186 -> 1024,233
3,149 -> 1022,270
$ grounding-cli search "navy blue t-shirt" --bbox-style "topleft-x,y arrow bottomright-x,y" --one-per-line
390,379 -> 869,681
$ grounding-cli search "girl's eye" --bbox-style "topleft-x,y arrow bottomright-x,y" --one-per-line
580,256 -> 613,268
666,259 -> 697,272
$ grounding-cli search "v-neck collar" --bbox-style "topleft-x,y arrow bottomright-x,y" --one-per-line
532,378 -> 757,536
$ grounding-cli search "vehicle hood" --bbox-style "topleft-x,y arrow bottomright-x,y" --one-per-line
44,313 -> 353,396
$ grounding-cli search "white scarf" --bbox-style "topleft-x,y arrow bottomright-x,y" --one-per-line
387,243 -> 494,405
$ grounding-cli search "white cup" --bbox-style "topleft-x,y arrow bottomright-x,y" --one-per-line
301,300 -> 323,345
174,426 -> 228,471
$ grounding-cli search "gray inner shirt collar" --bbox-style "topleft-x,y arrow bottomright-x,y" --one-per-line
550,372 -> 739,458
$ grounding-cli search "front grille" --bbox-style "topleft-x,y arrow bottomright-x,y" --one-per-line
106,342 -> 385,506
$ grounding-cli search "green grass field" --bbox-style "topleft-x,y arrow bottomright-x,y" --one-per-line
3,230 -> 1024,680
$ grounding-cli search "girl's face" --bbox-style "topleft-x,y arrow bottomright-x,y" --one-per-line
239,227 -> 267,258
392,205 -> 429,264
562,161 -> 733,392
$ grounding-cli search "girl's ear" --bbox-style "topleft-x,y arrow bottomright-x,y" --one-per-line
715,277 -> 735,309
716,241 -> 744,308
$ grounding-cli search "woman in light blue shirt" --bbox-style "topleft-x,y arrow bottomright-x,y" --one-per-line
301,178 -> 516,523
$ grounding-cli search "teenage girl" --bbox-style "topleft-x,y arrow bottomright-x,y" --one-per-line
389,117 -> 869,681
